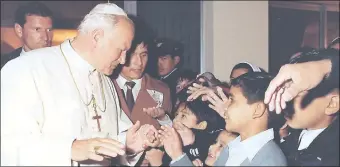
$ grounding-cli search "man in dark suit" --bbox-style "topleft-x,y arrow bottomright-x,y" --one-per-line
110,16 -> 172,166
155,38 -> 184,107
1,2 -> 53,69
279,49 -> 339,166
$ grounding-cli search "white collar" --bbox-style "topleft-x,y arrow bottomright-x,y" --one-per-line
116,74 -> 142,90
60,39 -> 95,73
161,68 -> 178,79
228,128 -> 274,161
21,48 -> 26,54
298,128 -> 326,150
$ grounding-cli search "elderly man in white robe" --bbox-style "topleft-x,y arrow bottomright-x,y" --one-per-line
1,3 -> 159,166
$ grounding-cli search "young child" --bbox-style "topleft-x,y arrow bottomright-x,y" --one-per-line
280,49 -> 339,166
199,130 -> 238,166
161,72 -> 287,166
151,99 -> 226,166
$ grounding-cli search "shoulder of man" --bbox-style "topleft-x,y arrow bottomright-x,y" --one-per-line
2,46 -> 61,72
252,140 -> 287,166
1,47 -> 22,69
145,73 -> 171,92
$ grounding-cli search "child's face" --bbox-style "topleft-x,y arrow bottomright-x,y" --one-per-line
173,103 -> 199,129
224,86 -> 253,133
285,91 -> 339,129
205,131 -> 236,166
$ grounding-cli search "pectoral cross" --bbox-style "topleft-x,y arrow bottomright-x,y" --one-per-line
91,94 -> 102,132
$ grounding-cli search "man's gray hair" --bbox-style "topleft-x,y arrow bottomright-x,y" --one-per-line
78,3 -> 128,34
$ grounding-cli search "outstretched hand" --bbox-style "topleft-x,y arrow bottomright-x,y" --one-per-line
158,125 -> 184,160
143,107 -> 166,120
126,121 -> 158,154
173,121 -> 195,146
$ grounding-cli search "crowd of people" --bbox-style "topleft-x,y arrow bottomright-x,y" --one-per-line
1,2 -> 339,166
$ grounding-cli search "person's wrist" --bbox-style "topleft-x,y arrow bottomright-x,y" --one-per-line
170,151 -> 184,160
157,113 -> 167,121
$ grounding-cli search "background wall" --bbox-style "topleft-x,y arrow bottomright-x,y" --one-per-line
201,1 -> 269,82
137,1 -> 201,73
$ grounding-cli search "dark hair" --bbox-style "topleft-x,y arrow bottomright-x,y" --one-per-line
154,37 -> 184,66
230,72 -> 272,104
230,72 -> 285,130
284,48 -> 340,119
181,100 -> 225,133
177,69 -> 198,83
125,15 -> 155,66
230,62 -> 263,79
231,63 -> 253,75
15,2 -> 53,27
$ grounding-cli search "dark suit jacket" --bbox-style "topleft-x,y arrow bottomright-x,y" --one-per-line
113,74 -> 172,130
280,118 -> 339,166
1,47 -> 22,69
160,68 -> 181,109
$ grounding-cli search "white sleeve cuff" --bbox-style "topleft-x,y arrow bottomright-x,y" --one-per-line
170,153 -> 186,165
157,114 -> 173,126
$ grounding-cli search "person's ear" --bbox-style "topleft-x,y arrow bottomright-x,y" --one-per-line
174,56 -> 180,66
195,121 -> 207,130
14,23 -> 23,38
91,28 -> 104,47
252,103 -> 266,119
325,94 -> 339,116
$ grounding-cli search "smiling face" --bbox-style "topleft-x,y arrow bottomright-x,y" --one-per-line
224,86 -> 253,133
205,130 -> 237,166
121,42 -> 148,80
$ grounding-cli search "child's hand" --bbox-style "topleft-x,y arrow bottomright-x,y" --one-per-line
173,121 -> 195,146
192,158 -> 204,166
158,125 -> 184,160
145,148 -> 164,166
143,107 -> 166,120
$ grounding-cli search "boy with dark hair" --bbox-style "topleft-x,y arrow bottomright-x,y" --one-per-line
160,72 -> 287,166
280,49 -> 339,166
1,2 -> 54,69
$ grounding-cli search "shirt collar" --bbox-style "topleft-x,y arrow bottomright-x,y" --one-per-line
298,128 -> 326,150
161,68 -> 178,79
21,48 -> 26,55
116,74 -> 142,90
228,128 -> 274,161
60,39 -> 95,74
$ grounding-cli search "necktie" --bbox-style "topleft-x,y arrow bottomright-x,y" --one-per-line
125,81 -> 136,111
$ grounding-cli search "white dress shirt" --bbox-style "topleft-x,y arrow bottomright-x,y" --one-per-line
116,75 -> 172,126
298,128 -> 325,150
225,128 -> 274,166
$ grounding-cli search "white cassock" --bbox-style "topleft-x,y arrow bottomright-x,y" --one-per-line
1,39 -> 142,166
